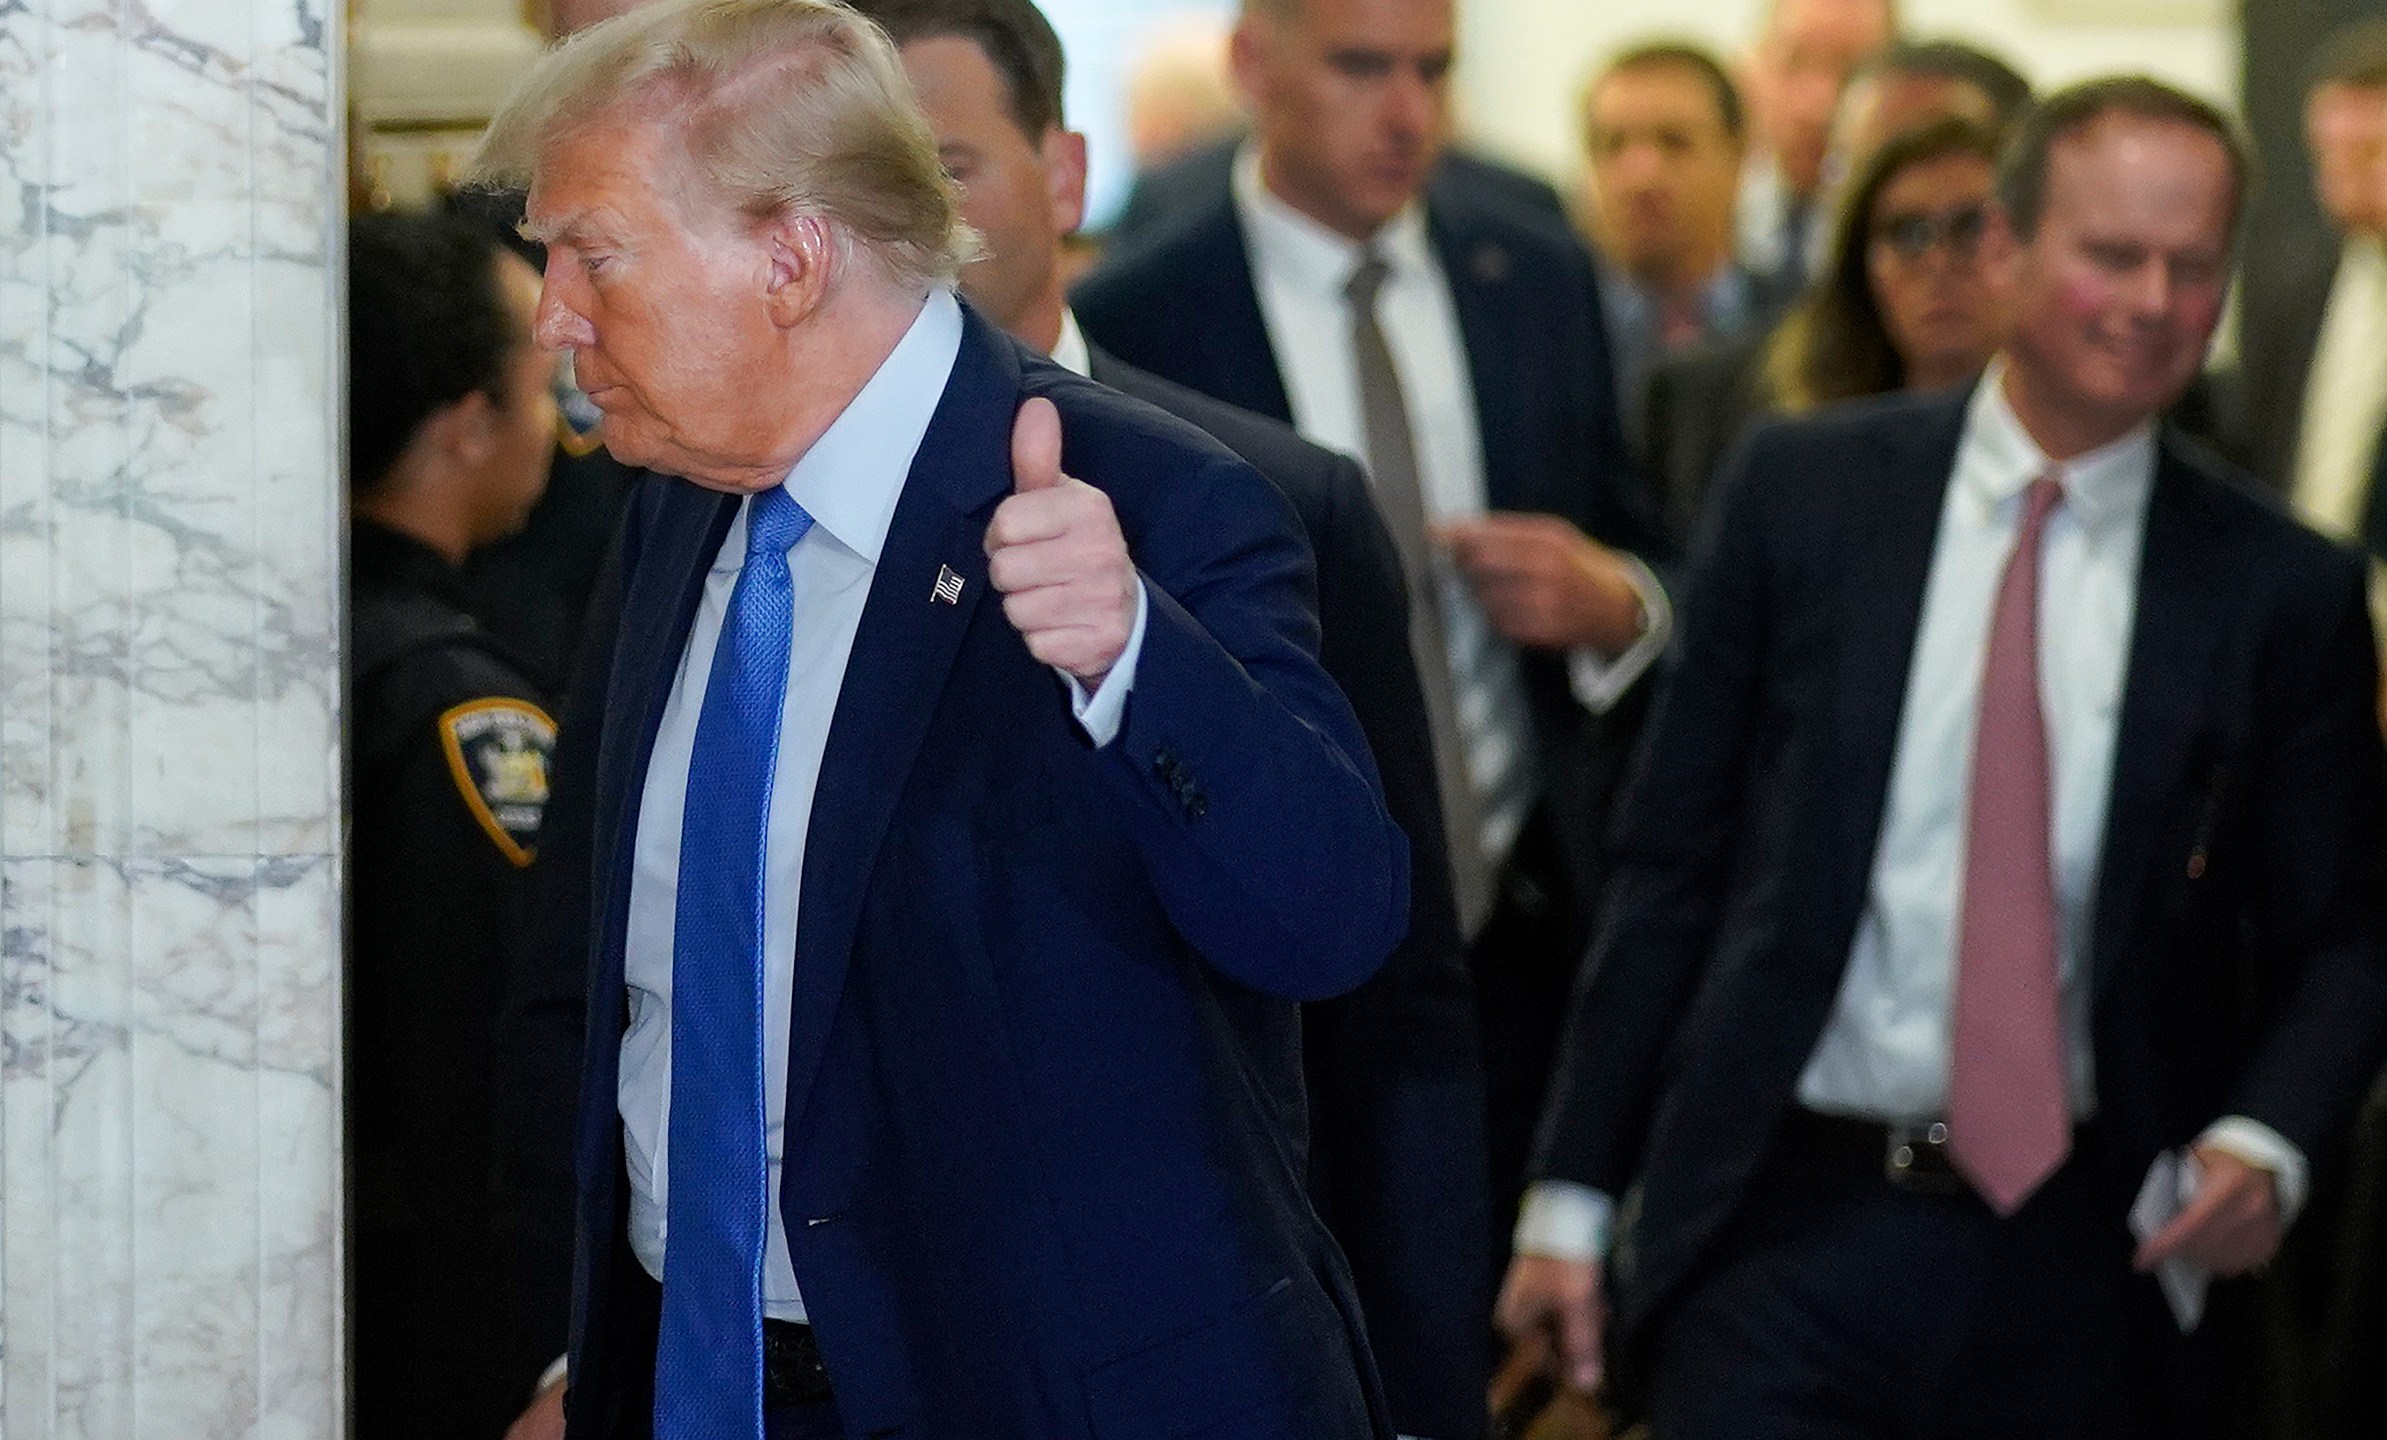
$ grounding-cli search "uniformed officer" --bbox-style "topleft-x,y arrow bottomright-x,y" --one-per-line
347,208 -> 561,1440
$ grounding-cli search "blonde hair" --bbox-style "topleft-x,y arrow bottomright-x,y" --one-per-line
474,0 -> 979,289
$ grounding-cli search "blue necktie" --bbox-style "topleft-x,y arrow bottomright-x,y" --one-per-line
656,485 -> 814,1439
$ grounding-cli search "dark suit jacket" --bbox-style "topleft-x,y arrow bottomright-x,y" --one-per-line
1106,137 -> 1572,258
1087,343 -> 1491,1440
2223,235 -> 2340,492
1637,331 -> 1770,553
1533,389 -> 2387,1419
1072,166 -> 1663,916
554,306 -> 1412,1440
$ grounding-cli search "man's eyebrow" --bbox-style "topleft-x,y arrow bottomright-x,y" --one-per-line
520,209 -> 620,248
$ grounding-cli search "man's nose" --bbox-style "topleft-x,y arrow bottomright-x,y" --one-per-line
1385,68 -> 1438,143
2126,258 -> 2174,317
533,279 -> 594,352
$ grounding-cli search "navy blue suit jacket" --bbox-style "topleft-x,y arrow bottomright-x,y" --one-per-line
556,307 -> 1411,1440
1072,167 -> 1662,923
1535,390 -> 2387,1413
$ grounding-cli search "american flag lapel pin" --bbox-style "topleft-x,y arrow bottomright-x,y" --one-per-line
932,564 -> 966,604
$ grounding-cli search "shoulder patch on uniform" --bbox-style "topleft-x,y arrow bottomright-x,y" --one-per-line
556,405 -> 604,458
437,698 -> 558,867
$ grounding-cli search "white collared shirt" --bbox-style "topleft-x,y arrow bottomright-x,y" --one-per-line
1515,365 -> 2305,1261
1229,145 -> 1668,881
618,289 -> 1144,1318
2292,236 -> 2387,541
1798,361 -> 2148,1122
1051,307 -> 1092,378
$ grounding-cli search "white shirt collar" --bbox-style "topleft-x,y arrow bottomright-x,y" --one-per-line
733,287 -> 964,569
1959,357 -> 2157,532
1052,307 -> 1092,378
1232,141 -> 1437,299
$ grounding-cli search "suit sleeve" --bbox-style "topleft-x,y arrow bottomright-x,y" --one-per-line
1097,450 -> 1412,1003
1529,434 -> 1779,1195
2223,553 -> 2387,1159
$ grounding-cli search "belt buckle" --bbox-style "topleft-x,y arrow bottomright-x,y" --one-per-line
1883,1121 -> 1963,1195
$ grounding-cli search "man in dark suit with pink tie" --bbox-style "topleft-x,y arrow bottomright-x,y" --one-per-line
1499,77 -> 2387,1439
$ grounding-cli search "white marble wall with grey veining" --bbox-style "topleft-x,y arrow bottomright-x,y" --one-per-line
0,0 -> 345,1430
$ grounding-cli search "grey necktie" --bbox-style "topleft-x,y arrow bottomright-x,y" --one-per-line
1346,250 -> 1494,934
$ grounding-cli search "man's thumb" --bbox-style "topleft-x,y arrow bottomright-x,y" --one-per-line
1012,396 -> 1065,493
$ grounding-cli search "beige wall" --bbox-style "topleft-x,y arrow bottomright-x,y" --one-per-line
1456,0 -> 2237,185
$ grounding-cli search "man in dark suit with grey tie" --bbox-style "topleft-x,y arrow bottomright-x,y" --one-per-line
1072,0 -> 1670,1263
1498,77 -> 2387,1439
850,1 -> 1491,1432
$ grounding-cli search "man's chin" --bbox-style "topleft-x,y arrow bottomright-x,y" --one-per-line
595,417 -> 662,471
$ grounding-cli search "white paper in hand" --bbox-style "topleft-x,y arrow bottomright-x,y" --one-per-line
2129,1149 -> 2210,1333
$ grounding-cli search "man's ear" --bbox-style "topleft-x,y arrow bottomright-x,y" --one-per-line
432,389 -> 502,467
1044,128 -> 1090,237
1227,19 -> 1267,113
762,213 -> 837,328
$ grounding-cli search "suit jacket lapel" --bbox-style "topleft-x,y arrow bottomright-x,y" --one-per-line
1210,207 -> 1296,425
1427,193 -> 1530,512
601,479 -> 741,977
1829,397 -> 1968,935
778,308 -> 1018,1133
2089,442 -> 2234,998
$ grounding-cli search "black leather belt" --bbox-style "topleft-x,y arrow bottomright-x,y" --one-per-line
763,1319 -> 836,1407
1775,1108 -> 1970,1196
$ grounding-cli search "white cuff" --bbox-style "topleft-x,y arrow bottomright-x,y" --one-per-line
1062,579 -> 1149,747
536,1353 -> 569,1396
1566,554 -> 1671,714
1512,1179 -> 1617,1262
2197,1116 -> 2310,1228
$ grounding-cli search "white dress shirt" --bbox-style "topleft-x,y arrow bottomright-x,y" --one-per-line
1230,146 -> 1670,878
1735,153 -> 1826,283
618,288 -> 1146,1319
1052,307 -> 1092,377
2291,236 -> 2387,541
1516,366 -> 2306,1262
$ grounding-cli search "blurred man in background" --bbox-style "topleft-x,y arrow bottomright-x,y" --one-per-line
1819,37 -> 2033,217
1736,0 -> 1898,283
2226,22 -> 2387,508
1075,0 -> 1671,1311
1577,39 -> 1793,424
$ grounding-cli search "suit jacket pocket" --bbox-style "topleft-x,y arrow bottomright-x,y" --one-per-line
1081,1276 -> 1338,1440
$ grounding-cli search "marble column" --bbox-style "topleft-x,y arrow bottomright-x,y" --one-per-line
0,0 -> 346,1432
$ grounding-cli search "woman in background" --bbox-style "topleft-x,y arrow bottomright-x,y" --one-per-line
1641,116 -> 2007,546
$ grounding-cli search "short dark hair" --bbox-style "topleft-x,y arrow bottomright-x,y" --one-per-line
1853,38 -> 2034,134
1995,75 -> 2253,243
347,210 -> 519,496
2308,19 -> 2387,95
1596,40 -> 1746,143
848,0 -> 1067,139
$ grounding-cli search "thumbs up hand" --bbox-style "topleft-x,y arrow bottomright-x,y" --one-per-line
986,397 -> 1137,684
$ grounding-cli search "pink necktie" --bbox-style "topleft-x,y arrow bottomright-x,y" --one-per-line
1948,474 -> 2072,1217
